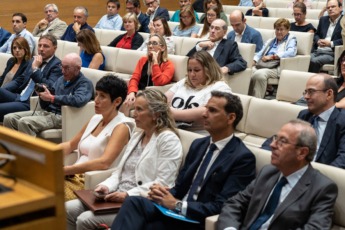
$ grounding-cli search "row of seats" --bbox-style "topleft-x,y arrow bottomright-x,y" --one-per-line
223,5 -> 322,20
263,0 -> 326,9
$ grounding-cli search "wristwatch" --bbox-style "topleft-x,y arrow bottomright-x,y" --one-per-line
175,201 -> 183,214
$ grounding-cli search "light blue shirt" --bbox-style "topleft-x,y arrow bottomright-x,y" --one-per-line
0,28 -> 35,54
173,24 -> 200,37
94,14 -> 123,30
238,0 -> 253,6
254,34 -> 297,62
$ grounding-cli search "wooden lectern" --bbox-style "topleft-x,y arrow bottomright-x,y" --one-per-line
0,126 -> 65,230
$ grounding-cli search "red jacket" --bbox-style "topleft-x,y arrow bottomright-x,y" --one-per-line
128,56 -> 175,93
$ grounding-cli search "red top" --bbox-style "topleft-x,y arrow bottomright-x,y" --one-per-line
128,56 -> 175,94
116,33 -> 135,49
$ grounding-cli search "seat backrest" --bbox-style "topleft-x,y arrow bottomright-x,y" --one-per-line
290,31 -> 313,55
179,37 -> 202,56
55,40 -> 65,60
223,5 -> 251,15
101,46 -> 120,72
178,129 -> 203,167
245,16 -> 261,29
276,70 -> 314,103
258,17 -> 279,30
247,145 -> 271,173
0,53 -> 12,74
80,67 -> 116,91
237,43 -> 255,67
305,19 -> 319,29
168,21 -> 179,34
234,93 -> 252,133
115,49 -> 145,75
61,41 -> 80,59
264,0 -> 290,8
256,28 -> 275,43
167,54 -> 188,82
244,98 -> 304,138
172,36 -> 184,56
307,9 -> 323,20
98,29 -> 125,46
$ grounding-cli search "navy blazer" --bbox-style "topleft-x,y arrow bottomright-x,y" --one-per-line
298,108 -> 345,168
187,39 -> 247,75
227,25 -> 263,52
108,32 -> 144,50
138,13 -> 150,33
170,135 -> 256,224
218,165 -> 338,230
154,7 -> 170,21
313,15 -> 343,50
4,55 -> 62,94
0,57 -> 29,87
0,28 -> 11,47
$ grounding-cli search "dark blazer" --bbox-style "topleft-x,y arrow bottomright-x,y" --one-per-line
298,108 -> 345,168
227,25 -> 263,52
170,136 -> 256,224
187,39 -> 247,75
245,8 -> 269,17
154,7 -> 170,21
108,32 -> 144,50
0,28 -> 11,47
0,57 -> 29,87
313,15 -> 343,50
4,55 -> 62,94
61,22 -> 94,42
138,13 -> 150,33
217,165 -> 338,230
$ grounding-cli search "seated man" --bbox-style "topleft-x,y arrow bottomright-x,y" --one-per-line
144,0 -> 169,22
187,19 -> 247,75
3,53 -> 94,137
0,13 -> 35,54
262,74 -> 345,169
170,0 -> 199,23
95,0 -> 123,30
0,35 -> 62,122
227,10 -> 263,53
309,0 -> 343,73
218,119 -> 338,230
124,0 -> 149,33
111,91 -> 256,230
246,0 -> 268,17
32,3 -> 68,39
239,0 -> 253,6
0,27 -> 11,47
61,6 -> 94,42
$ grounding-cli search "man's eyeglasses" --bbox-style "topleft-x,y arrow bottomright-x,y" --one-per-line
302,88 -> 328,96
59,64 -> 75,71
272,135 -> 300,148
147,41 -> 162,46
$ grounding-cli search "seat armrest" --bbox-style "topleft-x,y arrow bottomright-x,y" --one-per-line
205,215 -> 219,230
280,56 -> 311,73
30,96 -> 42,111
84,168 -> 116,190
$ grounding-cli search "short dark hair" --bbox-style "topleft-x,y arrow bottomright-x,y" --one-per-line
323,75 -> 338,102
12,13 -> 27,23
211,91 -> 243,129
39,34 -> 57,47
126,0 -> 140,8
107,0 -> 121,9
293,2 -> 307,14
95,75 -> 128,109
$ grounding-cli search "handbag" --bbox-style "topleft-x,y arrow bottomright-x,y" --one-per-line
255,59 -> 280,69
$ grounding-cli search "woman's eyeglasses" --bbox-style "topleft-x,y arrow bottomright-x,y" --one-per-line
147,41 -> 162,46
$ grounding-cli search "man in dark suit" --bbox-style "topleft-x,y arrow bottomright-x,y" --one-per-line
144,0 -> 169,22
309,0 -> 343,73
262,74 -> 345,169
187,19 -> 247,75
218,119 -> 338,230
0,34 -> 62,122
125,0 -> 149,33
111,91 -> 256,230
227,10 -> 263,52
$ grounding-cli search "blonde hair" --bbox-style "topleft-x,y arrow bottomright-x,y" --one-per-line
123,12 -> 141,31
148,34 -> 168,62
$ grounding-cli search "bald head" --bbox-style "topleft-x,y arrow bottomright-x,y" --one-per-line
304,74 -> 337,115
230,10 -> 246,35
61,53 -> 82,81
209,19 -> 227,42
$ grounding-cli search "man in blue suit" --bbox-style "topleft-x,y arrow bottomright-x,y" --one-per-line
144,0 -> 169,22
227,10 -> 263,53
309,0 -> 343,73
0,27 -> 11,47
187,19 -> 247,75
0,34 -> 62,122
111,91 -> 256,230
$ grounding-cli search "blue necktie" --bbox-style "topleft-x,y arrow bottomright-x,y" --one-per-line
311,116 -> 319,137
20,79 -> 35,101
249,177 -> 288,230
187,143 -> 217,201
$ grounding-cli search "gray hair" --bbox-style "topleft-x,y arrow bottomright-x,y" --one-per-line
143,0 -> 160,6
44,3 -> 58,12
74,6 -> 88,17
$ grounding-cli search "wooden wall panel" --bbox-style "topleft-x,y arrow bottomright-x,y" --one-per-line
0,0 -> 238,32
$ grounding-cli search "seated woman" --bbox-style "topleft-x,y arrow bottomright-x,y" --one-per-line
287,0 -> 312,9
198,5 -> 221,39
76,29 -> 105,70
199,0 -> 228,25
335,50 -> 345,108
123,34 -> 174,110
0,37 -> 30,88
61,75 -> 135,201
246,0 -> 269,17
290,2 -> 316,33
66,89 -> 183,229
166,50 -> 232,135
173,5 -> 200,38
108,13 -> 144,50
250,18 -> 297,99
137,16 -> 175,54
